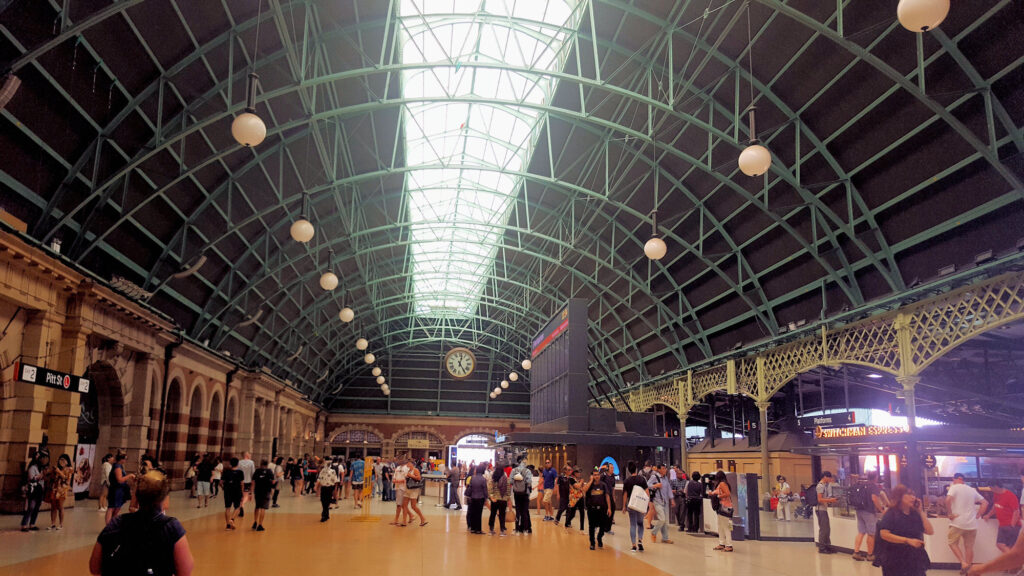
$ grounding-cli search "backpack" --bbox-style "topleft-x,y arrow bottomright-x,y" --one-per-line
101,514 -> 174,576
512,471 -> 527,494
848,482 -> 874,511
804,483 -> 819,507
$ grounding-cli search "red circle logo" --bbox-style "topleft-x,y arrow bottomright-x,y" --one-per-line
62,375 -> 70,389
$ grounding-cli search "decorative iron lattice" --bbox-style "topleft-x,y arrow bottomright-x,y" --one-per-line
600,270 -> 1024,414
905,273 -> 1024,372
625,379 -> 680,414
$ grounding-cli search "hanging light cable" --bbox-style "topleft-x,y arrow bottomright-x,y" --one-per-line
644,139 -> 667,260
737,2 -> 772,177
231,0 -> 267,147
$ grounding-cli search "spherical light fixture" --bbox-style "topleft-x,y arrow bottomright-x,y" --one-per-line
508,372 -> 518,382
376,376 -> 386,385
338,307 -> 354,323
644,236 -> 668,260
493,387 -> 502,395
380,383 -> 388,392
231,111 -> 266,147
364,353 -> 375,364
384,388 -> 390,396
500,380 -> 509,389
355,338 -> 368,351
372,367 -> 382,377
290,219 -> 315,243
319,272 -> 339,291
521,359 -> 532,371
897,0 -> 949,31
489,391 -> 496,399
738,144 -> 772,177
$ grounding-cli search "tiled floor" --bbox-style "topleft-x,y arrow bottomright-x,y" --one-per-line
0,490 -> 955,575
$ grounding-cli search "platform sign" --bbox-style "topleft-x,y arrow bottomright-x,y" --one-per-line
14,361 -> 90,394
798,411 -> 855,428
814,424 -> 909,439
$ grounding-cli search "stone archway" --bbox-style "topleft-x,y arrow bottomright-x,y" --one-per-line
79,360 -> 127,497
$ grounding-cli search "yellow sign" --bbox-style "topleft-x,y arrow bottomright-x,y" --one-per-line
408,439 -> 430,449
362,457 -> 373,497
814,424 -> 910,439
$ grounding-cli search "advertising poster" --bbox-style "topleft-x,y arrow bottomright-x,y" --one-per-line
74,444 -> 96,495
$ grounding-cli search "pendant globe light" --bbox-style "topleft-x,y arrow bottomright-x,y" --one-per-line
500,379 -> 509,390
364,353 -> 375,364
737,3 -> 772,178
508,372 -> 519,382
319,249 -> 339,291
338,307 -> 354,323
384,388 -> 391,396
290,192 -> 315,243
380,383 -> 388,392
371,367 -> 382,377
493,387 -> 502,396
644,210 -> 668,260
521,359 -> 532,371
897,0 -> 949,31
489,391 -> 496,399
355,338 -> 368,351
231,1 -> 266,146
376,376 -> 386,385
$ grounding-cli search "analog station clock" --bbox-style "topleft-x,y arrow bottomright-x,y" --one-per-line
444,347 -> 476,379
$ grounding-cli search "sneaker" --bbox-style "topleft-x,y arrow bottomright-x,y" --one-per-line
631,545 -> 637,552
638,543 -> 645,552
252,522 -> 258,530
272,504 -> 280,508
598,540 -> 603,549
256,525 -> 265,532
852,552 -> 866,561
590,544 -> 595,550
606,530 -> 614,535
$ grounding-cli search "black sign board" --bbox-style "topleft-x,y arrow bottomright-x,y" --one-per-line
922,454 -> 937,470
15,361 -> 91,394
798,411 -> 855,428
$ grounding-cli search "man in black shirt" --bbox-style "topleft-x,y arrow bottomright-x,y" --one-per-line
221,458 -> 244,530
601,464 -> 617,535
584,468 -> 613,550
685,472 -> 703,533
555,465 -> 572,524
251,459 -> 276,531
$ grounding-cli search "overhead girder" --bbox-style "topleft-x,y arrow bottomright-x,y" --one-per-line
3,0 -> 1020,403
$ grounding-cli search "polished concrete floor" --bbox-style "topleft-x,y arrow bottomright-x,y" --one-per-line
0,490 -> 954,575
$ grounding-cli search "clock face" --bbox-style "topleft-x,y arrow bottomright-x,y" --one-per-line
444,348 -> 476,379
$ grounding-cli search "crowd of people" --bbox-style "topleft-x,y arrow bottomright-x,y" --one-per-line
17,442 -> 1024,576
805,468 -> 1024,576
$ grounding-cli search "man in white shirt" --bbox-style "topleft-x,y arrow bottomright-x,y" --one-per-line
237,452 -> 256,516
947,473 -> 990,574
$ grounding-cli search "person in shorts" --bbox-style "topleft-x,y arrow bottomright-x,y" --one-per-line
947,472 -> 989,573
251,459 -> 276,531
221,458 -> 244,530
237,452 -> 256,518
853,471 -> 885,561
541,459 -> 558,521
196,454 -> 213,509
983,481 -> 1020,553
350,457 -> 365,508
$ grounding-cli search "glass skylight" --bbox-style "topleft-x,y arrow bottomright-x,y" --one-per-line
400,0 -> 583,317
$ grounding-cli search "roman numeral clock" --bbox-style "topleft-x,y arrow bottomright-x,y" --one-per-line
444,347 -> 476,379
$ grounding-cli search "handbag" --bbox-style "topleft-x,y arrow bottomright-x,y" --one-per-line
628,484 -> 651,513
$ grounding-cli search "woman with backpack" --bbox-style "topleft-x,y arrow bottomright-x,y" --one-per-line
488,464 -> 509,535
20,451 -> 47,532
90,470 -> 194,576
709,471 -> 734,552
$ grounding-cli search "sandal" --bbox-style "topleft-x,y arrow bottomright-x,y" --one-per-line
724,546 -> 734,552
713,545 -> 725,551
420,521 -> 429,527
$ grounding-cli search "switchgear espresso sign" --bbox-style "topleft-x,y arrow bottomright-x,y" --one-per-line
15,361 -> 90,394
